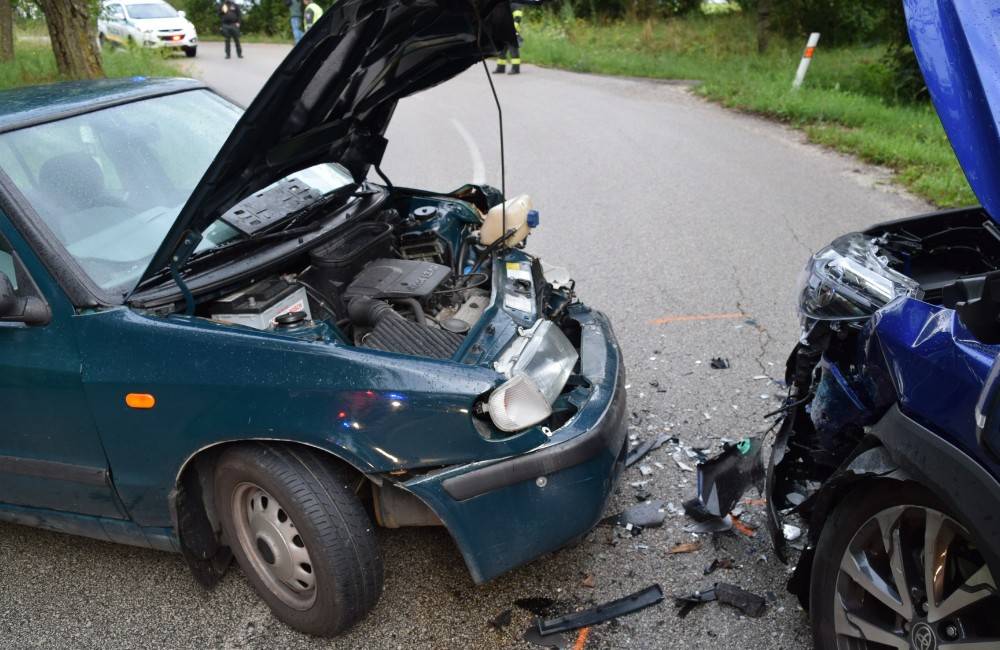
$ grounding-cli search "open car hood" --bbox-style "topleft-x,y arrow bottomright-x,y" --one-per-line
134,0 -> 514,291
906,0 -> 1000,222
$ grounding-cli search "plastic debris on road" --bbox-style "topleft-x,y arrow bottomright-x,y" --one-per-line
535,584 -> 665,636
674,583 -> 767,619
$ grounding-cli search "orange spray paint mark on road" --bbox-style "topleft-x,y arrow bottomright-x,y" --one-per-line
573,627 -> 591,650
649,312 -> 743,325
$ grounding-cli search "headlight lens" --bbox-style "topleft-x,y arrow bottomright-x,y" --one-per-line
796,233 -> 918,322
487,375 -> 552,432
508,320 -> 578,403
488,319 -> 579,431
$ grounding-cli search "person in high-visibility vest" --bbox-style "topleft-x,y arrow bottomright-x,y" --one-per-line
304,1 -> 324,31
494,6 -> 523,75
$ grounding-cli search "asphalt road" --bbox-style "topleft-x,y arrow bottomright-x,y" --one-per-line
0,41 -> 934,649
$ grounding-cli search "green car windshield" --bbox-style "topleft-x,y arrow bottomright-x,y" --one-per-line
0,90 -> 353,296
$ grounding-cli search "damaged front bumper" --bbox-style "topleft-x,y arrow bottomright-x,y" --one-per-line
402,305 -> 628,583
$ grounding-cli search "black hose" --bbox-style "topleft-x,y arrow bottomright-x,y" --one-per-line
395,298 -> 426,326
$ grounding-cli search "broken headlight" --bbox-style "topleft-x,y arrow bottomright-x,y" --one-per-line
796,233 -> 918,323
487,320 -> 579,431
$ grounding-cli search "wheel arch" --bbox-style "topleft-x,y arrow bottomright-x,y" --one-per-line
789,405 -> 1000,608
169,438 -> 370,589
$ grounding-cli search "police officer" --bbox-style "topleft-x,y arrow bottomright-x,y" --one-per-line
304,0 -> 324,31
494,4 -> 524,75
219,0 -> 242,59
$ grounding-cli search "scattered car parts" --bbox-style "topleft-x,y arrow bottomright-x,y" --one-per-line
535,585 -> 665,637
674,583 -> 767,619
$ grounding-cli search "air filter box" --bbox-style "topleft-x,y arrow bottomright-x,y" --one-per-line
344,259 -> 451,301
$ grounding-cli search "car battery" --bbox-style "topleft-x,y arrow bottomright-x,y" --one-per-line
208,278 -> 312,330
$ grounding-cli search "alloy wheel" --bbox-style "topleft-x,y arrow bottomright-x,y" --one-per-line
833,505 -> 1000,649
230,482 -> 317,610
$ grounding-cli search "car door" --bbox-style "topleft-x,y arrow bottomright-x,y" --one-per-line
0,216 -> 123,519
106,3 -> 126,43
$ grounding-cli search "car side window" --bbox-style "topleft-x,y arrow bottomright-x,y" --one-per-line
107,4 -> 125,21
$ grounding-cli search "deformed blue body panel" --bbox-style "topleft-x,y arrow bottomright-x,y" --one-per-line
868,297 -> 1000,477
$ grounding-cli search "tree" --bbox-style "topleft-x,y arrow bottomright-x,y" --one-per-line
1,0 -> 13,62
35,0 -> 103,79
756,0 -> 771,54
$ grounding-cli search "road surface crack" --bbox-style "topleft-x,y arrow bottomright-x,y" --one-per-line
731,264 -> 775,377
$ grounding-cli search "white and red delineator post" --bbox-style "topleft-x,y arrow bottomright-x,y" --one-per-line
792,32 -> 821,89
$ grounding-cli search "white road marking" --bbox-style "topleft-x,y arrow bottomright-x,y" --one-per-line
451,118 -> 486,185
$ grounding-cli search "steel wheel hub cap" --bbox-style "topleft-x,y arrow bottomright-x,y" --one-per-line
232,483 -> 316,610
832,504 -> 1000,649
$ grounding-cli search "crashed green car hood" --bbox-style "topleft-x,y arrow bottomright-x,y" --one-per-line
134,0 -> 515,291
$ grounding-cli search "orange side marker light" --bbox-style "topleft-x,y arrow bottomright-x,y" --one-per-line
126,393 -> 156,409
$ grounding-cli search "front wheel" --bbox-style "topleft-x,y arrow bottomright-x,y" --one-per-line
215,444 -> 383,636
183,46 -> 197,58
810,481 -> 1000,649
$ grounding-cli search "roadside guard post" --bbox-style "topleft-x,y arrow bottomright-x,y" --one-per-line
792,33 -> 821,89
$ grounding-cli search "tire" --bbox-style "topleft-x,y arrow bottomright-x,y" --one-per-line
183,46 -> 197,58
810,480 -> 1000,650
214,444 -> 383,637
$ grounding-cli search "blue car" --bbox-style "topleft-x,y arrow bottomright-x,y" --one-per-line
758,1 -> 1000,647
0,0 -> 626,637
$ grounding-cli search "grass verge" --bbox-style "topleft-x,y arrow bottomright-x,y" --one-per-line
1,37 -> 181,92
522,13 -> 975,207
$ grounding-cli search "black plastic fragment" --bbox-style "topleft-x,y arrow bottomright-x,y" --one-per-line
626,433 -> 672,467
693,437 -> 764,518
674,583 -> 767,619
710,357 -> 730,369
716,583 -> 767,617
536,584 -> 665,636
674,587 -> 717,618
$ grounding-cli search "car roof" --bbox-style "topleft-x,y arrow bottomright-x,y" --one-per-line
0,77 -> 206,134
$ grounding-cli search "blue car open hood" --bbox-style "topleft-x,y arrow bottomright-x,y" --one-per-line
906,0 -> 1000,222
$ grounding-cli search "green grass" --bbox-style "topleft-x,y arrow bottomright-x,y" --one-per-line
522,13 -> 976,207
1,36 -> 181,92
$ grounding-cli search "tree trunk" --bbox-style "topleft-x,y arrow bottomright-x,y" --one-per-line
0,0 -> 13,63
36,0 -> 103,79
756,0 -> 772,54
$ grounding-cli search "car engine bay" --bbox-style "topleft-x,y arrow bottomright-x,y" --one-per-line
186,186 -> 573,368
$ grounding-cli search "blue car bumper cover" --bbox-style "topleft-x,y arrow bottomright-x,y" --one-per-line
404,307 -> 628,583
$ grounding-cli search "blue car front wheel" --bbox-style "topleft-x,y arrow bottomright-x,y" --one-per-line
811,481 -> 1000,650
214,444 -> 384,637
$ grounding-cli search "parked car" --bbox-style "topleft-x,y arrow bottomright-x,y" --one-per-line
98,0 -> 198,57
0,0 -> 624,637
702,1 -> 1000,647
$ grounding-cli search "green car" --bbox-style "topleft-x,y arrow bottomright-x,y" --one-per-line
0,0 -> 626,636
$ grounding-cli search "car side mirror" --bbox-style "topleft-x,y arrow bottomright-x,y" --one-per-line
0,272 -> 50,326
178,10 -> 186,19
975,354 -> 1000,460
